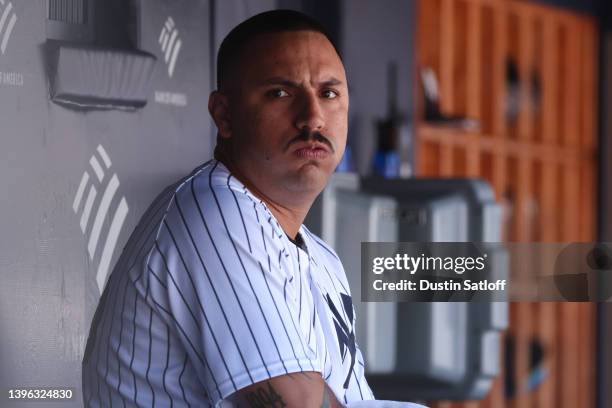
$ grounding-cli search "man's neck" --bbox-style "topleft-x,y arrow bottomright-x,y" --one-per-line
263,200 -> 307,240
216,154 -> 311,240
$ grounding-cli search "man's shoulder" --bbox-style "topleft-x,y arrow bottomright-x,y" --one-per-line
137,159 -> 274,266
154,159 -> 219,224
172,159 -> 230,197
127,160 -> 234,254
170,160 -> 263,221
158,160 -> 281,251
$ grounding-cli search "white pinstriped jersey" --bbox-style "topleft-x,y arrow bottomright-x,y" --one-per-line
82,160 -> 374,407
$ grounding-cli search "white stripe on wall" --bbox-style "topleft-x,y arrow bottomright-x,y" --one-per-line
73,172 -> 90,213
96,145 -> 112,168
88,174 -> 119,258
80,185 -> 97,233
96,197 -> 129,293
168,39 -> 182,78
0,8 -> 14,54
161,30 -> 170,52
0,2 -> 13,41
165,29 -> 178,62
89,156 -> 104,182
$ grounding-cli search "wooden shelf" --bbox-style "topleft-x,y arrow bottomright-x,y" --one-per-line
415,1 -> 598,407
418,124 -> 594,165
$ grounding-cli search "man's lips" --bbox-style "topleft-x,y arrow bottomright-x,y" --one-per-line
291,142 -> 332,159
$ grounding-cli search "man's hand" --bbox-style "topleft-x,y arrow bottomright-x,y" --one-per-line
226,371 -> 345,408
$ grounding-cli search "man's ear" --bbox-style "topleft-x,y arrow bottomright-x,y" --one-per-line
208,90 -> 232,139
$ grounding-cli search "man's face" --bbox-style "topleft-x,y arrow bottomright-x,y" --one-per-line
221,30 -> 349,201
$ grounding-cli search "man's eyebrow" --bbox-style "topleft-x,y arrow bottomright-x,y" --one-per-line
258,77 -> 344,87
319,78 -> 343,87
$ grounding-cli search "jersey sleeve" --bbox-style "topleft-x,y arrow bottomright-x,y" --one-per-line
140,177 -> 321,406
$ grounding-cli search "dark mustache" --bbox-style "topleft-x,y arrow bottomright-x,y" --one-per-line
285,129 -> 334,153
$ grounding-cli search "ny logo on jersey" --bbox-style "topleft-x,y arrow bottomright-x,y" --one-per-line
325,293 -> 356,389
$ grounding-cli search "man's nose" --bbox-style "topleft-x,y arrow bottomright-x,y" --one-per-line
294,92 -> 325,131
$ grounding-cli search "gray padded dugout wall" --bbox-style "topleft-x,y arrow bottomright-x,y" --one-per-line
0,1 -> 211,406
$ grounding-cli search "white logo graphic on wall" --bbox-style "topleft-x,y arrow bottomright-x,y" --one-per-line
158,16 -> 182,78
73,145 -> 129,294
0,0 -> 17,55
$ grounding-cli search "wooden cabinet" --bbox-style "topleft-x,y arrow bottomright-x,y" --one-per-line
415,1 -> 598,407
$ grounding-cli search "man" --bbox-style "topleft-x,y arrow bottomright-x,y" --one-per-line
83,9 -> 374,407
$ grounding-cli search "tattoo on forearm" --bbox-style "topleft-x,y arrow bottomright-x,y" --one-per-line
287,371 -> 315,382
320,387 -> 330,408
245,383 -> 287,408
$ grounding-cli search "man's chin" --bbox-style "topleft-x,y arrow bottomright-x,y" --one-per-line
289,162 -> 333,191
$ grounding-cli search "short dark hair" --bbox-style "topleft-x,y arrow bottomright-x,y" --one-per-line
216,9 -> 341,90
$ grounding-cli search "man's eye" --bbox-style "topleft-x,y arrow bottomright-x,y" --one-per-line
269,89 -> 289,98
322,89 -> 339,99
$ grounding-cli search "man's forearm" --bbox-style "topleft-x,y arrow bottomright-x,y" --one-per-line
228,372 -> 345,408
